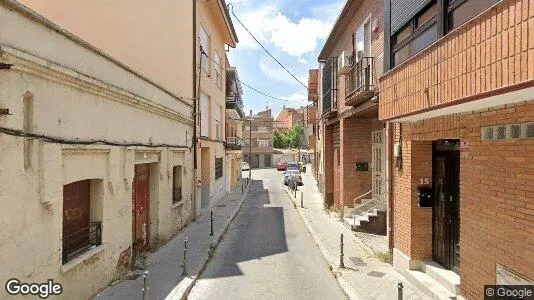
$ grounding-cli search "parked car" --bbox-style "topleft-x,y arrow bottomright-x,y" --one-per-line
286,162 -> 299,172
277,161 -> 288,171
241,162 -> 250,171
283,169 -> 303,186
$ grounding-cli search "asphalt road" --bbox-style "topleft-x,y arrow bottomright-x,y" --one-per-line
188,168 -> 345,300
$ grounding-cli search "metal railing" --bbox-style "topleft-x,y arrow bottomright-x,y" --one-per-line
62,222 -> 102,264
226,136 -> 245,150
322,57 -> 338,115
345,56 -> 374,97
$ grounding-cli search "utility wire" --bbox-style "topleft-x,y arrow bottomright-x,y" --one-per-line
200,49 -> 310,104
227,4 -> 310,91
0,126 -> 190,149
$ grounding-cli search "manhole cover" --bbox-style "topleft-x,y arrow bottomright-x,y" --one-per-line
367,271 -> 385,278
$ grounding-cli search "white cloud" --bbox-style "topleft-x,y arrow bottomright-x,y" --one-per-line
297,57 -> 308,64
233,5 -> 332,57
281,92 -> 309,103
258,58 -> 308,87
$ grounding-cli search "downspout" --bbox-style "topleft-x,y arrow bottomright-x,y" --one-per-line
387,122 -> 394,250
192,0 -> 198,219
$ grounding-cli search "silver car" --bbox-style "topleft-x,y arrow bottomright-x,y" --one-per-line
283,169 -> 303,186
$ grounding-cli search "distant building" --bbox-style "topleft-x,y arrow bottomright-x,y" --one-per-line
244,109 -> 274,168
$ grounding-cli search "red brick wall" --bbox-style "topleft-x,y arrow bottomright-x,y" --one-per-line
393,100 -> 534,299
341,118 -> 373,208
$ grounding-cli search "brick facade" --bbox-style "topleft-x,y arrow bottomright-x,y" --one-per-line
392,100 -> 534,299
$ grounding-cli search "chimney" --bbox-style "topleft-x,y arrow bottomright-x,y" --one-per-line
249,109 -> 252,117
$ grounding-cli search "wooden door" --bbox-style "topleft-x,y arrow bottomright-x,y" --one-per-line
63,180 -> 91,261
132,164 -> 150,254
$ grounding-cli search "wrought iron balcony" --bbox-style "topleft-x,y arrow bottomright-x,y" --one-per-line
345,56 -> 375,106
62,222 -> 102,264
226,94 -> 244,119
226,136 -> 245,150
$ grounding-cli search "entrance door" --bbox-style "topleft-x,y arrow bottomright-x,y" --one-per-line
432,140 -> 460,274
132,164 -> 150,254
372,130 -> 385,204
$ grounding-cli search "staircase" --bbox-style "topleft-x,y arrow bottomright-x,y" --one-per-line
343,196 -> 387,234
403,260 -> 460,300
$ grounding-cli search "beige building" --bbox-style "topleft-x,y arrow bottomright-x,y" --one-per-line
225,66 -> 245,190
0,1 -> 193,299
197,0 -> 238,212
244,109 -> 275,168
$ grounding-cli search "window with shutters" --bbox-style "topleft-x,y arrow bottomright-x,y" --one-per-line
200,23 -> 210,74
200,92 -> 210,137
215,157 -> 223,179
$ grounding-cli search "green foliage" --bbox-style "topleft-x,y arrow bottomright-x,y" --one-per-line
273,124 -> 305,149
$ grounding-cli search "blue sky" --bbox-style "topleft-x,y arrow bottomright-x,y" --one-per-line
226,0 -> 345,117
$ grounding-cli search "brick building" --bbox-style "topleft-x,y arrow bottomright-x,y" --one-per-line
275,107 -> 304,131
317,0 -> 389,235
244,109 -> 275,168
380,0 -> 534,298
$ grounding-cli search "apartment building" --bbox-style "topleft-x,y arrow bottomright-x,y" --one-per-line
317,0 -> 389,234
380,0 -> 534,298
197,0 -> 238,211
244,109 -> 275,168
275,107 -> 304,131
225,65 -> 245,190
0,1 -> 193,299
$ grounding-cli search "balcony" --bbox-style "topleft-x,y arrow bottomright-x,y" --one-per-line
226,136 -> 245,150
345,56 -> 375,106
226,67 -> 245,119
226,94 -> 244,119
62,222 -> 102,264
321,57 -> 338,118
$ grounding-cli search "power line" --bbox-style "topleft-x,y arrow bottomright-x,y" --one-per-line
200,50 -> 309,104
227,4 -> 310,91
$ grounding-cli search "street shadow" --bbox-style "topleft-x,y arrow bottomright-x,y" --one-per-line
201,179 -> 289,278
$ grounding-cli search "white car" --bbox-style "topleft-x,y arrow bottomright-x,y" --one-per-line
241,162 -> 250,171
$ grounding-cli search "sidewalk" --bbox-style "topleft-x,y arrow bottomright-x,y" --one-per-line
94,178 -> 251,300
284,166 -> 430,300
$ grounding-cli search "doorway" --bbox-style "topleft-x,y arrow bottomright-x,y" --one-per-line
372,130 -> 385,204
432,140 -> 460,274
132,164 -> 150,255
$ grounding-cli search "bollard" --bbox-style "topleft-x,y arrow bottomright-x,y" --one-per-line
339,234 -> 345,268
294,182 -> 297,198
142,271 -> 149,300
300,191 -> 303,208
397,282 -> 404,300
181,238 -> 188,276
210,211 -> 214,236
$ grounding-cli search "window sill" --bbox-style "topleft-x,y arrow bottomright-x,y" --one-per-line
61,245 -> 104,273
172,201 -> 184,209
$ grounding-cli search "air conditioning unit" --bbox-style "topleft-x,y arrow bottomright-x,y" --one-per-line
338,51 -> 351,74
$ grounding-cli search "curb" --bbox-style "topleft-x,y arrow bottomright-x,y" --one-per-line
165,180 -> 252,300
282,186 -> 361,300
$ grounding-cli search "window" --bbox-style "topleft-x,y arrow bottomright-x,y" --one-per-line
200,23 -> 210,74
245,125 -> 250,132
257,126 -> 267,132
215,103 -> 222,139
447,0 -> 500,31
215,157 -> 223,179
391,2 -> 438,66
214,50 -> 222,88
258,140 -> 270,147
200,92 -> 210,137
355,16 -> 371,60
62,180 -> 102,264
172,166 -> 183,204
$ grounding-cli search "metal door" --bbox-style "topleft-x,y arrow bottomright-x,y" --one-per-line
433,141 -> 460,273
132,164 -> 150,254
372,130 -> 385,202
63,180 -> 91,256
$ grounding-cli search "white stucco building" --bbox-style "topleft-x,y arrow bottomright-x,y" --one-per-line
0,1 -> 194,298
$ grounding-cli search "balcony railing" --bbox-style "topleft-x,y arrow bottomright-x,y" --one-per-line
244,140 -> 273,148
62,222 -> 102,264
226,94 -> 244,118
345,56 -> 375,106
226,136 -> 245,150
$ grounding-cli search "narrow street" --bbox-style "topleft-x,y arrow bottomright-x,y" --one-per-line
188,168 -> 346,300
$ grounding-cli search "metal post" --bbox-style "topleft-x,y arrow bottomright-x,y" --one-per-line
300,191 -> 303,208
181,238 -> 188,276
397,282 -> 404,300
142,271 -> 149,300
294,182 -> 297,198
210,211 -> 214,236
248,119 -> 252,180
339,234 -> 345,268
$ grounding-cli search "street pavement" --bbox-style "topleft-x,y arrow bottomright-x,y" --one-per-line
188,168 -> 346,300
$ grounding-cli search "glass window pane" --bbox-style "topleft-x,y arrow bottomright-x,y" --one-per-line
394,25 -> 411,46
411,24 -> 437,54
448,0 -> 500,31
417,3 -> 437,28
394,44 -> 411,66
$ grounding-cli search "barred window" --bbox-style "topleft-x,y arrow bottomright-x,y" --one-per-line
215,157 -> 223,179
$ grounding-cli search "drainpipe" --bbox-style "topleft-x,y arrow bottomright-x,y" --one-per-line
192,0 -> 198,219
387,122 -> 394,250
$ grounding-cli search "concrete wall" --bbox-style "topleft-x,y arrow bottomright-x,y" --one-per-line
0,3 -> 193,298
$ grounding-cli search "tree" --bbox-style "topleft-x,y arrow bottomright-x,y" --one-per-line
273,124 -> 304,149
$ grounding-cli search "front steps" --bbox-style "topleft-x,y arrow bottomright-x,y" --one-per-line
343,208 -> 387,234
403,261 -> 460,300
